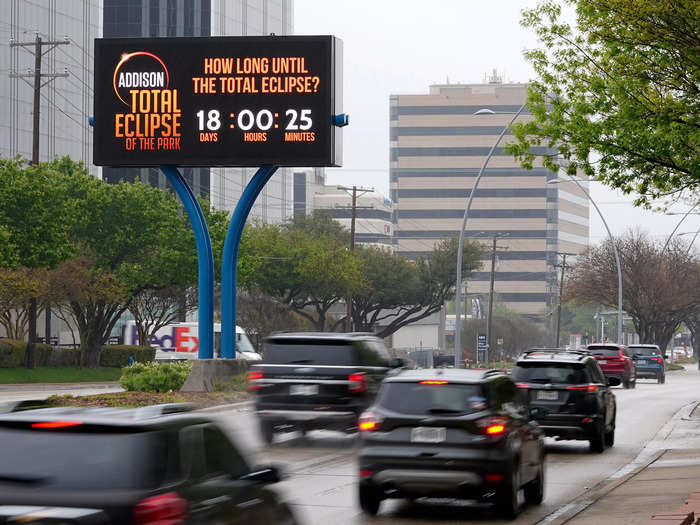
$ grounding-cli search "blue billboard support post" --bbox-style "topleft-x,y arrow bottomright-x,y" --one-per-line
221,165 -> 279,358
160,165 -> 215,359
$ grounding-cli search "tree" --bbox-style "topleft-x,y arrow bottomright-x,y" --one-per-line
245,214 -> 365,331
128,286 -> 198,346
565,230 -> 700,350
351,238 -> 483,338
0,267 -> 50,340
507,0 -> 699,206
236,290 -> 306,352
460,316 -> 548,363
0,158 -> 77,366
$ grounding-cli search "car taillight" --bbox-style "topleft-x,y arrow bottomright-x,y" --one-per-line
477,416 -> 508,436
349,372 -> 366,393
358,411 -> 382,432
567,384 -> 598,392
247,370 -> 263,391
31,421 -> 83,429
419,380 -> 449,385
515,383 -> 530,389
133,492 -> 188,525
652,357 -> 663,363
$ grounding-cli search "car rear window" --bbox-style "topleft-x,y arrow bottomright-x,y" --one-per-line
587,346 -> 621,357
628,346 -> 660,356
0,429 -> 175,490
512,363 -> 589,384
377,382 -> 486,415
264,339 -> 356,366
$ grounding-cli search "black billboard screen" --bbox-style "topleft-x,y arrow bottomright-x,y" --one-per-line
93,36 -> 342,167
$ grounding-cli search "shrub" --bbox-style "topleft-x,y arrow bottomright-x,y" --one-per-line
100,345 -> 155,368
0,339 -> 53,367
119,361 -> 193,392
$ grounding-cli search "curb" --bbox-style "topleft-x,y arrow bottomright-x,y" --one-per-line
535,400 -> 700,525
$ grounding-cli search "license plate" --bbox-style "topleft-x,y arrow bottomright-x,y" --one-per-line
638,360 -> 647,365
536,390 -> 559,401
598,359 -> 607,364
290,384 -> 318,396
410,427 -> 446,443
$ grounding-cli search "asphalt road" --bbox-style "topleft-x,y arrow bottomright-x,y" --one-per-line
213,365 -> 700,525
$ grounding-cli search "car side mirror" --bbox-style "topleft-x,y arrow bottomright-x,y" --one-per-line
390,358 -> 405,369
240,464 -> 284,485
607,377 -> 621,387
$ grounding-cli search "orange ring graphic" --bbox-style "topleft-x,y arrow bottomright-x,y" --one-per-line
112,51 -> 170,106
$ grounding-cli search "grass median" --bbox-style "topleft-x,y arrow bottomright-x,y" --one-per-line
0,366 -> 122,384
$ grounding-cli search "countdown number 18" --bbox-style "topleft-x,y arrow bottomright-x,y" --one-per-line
196,109 -> 312,131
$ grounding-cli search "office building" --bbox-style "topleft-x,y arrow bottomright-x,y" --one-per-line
390,81 -> 589,318
1,1 -> 102,174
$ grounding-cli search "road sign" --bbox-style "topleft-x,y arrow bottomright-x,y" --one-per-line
477,333 -> 487,362
94,36 -> 343,167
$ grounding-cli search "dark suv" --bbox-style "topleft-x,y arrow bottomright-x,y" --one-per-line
628,344 -> 665,383
586,343 -> 636,388
356,369 -> 545,519
512,349 -> 616,453
248,332 -> 402,443
0,401 -> 296,524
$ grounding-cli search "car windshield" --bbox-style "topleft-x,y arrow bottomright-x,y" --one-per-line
511,363 -> 588,384
377,382 -> 486,415
587,346 -> 621,357
628,346 -> 660,356
0,429 -> 174,490
264,339 -> 356,365
237,331 -> 256,353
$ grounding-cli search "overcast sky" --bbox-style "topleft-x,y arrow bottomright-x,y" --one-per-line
293,0 -> 699,245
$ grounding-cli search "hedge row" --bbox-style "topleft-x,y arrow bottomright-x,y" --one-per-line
0,339 -> 155,368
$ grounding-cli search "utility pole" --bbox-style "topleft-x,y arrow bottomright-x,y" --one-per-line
10,34 -> 69,365
553,252 -> 575,347
337,185 -> 373,331
486,233 -> 508,362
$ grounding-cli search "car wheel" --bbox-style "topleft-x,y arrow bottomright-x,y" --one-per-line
260,421 -> 275,445
358,484 -> 382,515
523,456 -> 544,505
658,373 -> 666,384
497,464 -> 520,519
590,421 -> 606,453
605,415 -> 615,448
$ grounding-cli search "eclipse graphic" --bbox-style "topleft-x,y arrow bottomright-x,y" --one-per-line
112,51 -> 170,106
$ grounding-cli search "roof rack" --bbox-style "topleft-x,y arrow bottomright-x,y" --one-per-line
133,403 -> 196,419
520,348 -> 589,359
482,369 -> 505,377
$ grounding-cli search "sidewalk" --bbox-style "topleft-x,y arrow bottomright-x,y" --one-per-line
541,401 -> 700,524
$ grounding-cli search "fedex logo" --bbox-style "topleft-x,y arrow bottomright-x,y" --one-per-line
130,325 -> 198,353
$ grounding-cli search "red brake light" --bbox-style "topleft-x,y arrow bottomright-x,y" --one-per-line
567,384 -> 597,392
359,469 -> 374,478
485,473 -> 504,482
358,411 -> 382,432
477,416 -> 508,436
349,372 -> 366,393
419,380 -> 448,385
247,370 -> 263,391
133,492 -> 188,525
31,421 -> 83,429
652,357 -> 663,363
516,383 -> 530,389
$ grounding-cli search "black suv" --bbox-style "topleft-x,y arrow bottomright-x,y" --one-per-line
356,369 -> 545,519
511,349 -> 617,453
0,401 -> 296,524
249,332 -> 402,444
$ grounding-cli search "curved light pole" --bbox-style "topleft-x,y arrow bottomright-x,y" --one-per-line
454,103 -> 526,368
662,206 -> 700,253
548,177 -> 623,343
676,230 -> 700,256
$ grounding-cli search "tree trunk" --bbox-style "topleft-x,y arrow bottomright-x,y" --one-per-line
82,330 -> 103,368
25,297 -> 37,369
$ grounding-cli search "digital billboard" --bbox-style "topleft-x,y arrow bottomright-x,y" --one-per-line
93,36 -> 342,167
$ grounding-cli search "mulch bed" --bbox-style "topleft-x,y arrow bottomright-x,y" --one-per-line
45,390 -> 250,409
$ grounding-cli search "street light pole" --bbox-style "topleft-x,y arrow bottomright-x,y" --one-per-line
548,177 -> 623,343
454,103 -> 526,368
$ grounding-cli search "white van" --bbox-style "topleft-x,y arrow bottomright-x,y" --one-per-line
123,321 -> 262,361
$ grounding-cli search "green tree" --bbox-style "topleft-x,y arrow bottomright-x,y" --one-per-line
507,0 -> 699,205
352,238 -> 483,338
